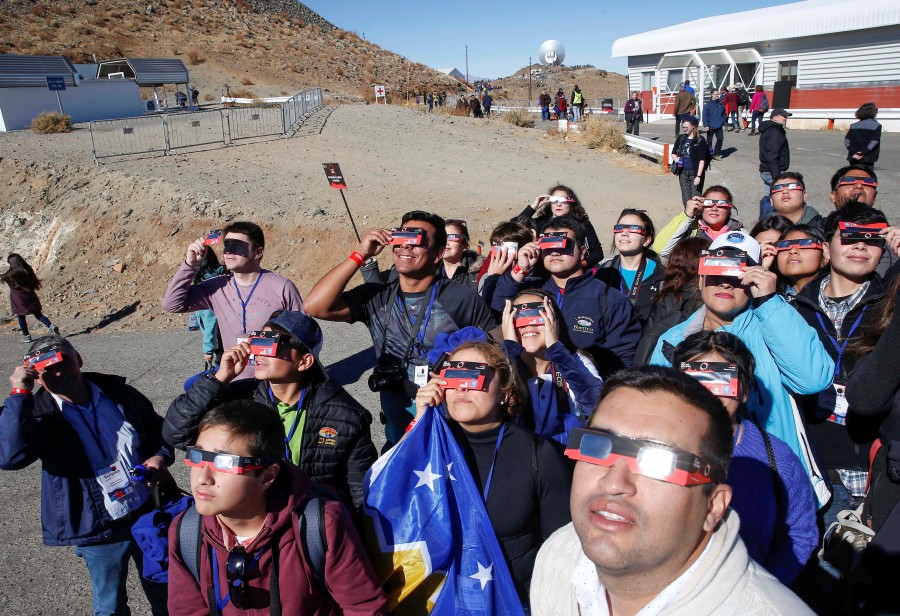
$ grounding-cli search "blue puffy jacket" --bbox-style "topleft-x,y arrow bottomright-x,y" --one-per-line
649,295 -> 834,505
702,98 -> 728,129
501,340 -> 603,443
0,373 -> 173,547
491,271 -> 642,374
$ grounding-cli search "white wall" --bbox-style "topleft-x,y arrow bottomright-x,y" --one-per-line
0,80 -> 143,131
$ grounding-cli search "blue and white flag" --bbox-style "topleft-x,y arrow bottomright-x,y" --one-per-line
363,407 -> 525,615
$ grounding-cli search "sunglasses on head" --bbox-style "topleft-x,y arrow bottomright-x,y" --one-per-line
771,182 -> 804,193
837,176 -> 877,188
701,199 -> 732,208
565,427 -> 725,486
184,447 -> 273,475
613,224 -> 647,235
774,238 -> 823,251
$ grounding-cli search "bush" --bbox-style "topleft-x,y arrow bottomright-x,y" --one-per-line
503,108 -> 535,128
240,77 -> 254,86
579,116 -> 626,151
229,87 -> 255,99
186,49 -> 204,65
31,111 -> 72,134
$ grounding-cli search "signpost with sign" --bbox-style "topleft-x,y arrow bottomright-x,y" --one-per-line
374,85 -> 386,105
322,162 -> 360,242
46,76 -> 66,114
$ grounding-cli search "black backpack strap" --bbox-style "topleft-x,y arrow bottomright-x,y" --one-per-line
177,505 -> 202,588
298,491 -> 329,596
532,436 -> 539,497
759,427 -> 783,513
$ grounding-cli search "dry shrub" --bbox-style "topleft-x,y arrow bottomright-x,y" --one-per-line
436,106 -> 469,118
335,29 -> 347,40
503,108 -> 535,128
229,87 -> 255,99
186,48 -> 203,65
30,4 -> 43,16
240,77 -> 254,86
579,116 -> 626,150
335,67 -> 344,76
214,42 -> 229,54
202,93 -> 215,101
31,111 -> 72,134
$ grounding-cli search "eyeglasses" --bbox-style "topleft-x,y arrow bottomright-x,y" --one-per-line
774,238 -> 823,251
613,224 -> 647,235
438,360 -> 491,391
701,199 -> 732,209
771,182 -> 804,193
547,196 -> 575,204
565,427 -> 724,486
184,447 -> 273,475
226,546 -> 258,609
837,176 -> 877,188
539,232 -> 572,250
679,361 -> 740,398
446,233 -> 467,242
513,301 -> 546,327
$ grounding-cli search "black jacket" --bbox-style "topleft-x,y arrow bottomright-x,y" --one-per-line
595,254 -> 665,326
792,275 -> 886,470
758,120 -> 790,178
633,284 -> 703,366
673,133 -> 711,172
844,118 -> 881,164
163,375 -> 377,509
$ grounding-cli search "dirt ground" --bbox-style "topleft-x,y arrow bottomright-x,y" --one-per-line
0,104 -> 675,335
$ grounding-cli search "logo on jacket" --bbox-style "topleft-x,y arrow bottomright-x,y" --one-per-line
317,426 -> 337,447
726,233 -> 744,243
574,316 -> 594,333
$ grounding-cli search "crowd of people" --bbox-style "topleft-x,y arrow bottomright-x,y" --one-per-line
1,109 -> 899,616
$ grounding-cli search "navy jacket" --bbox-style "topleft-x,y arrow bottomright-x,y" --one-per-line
501,340 -> 602,443
702,99 -> 728,129
0,373 -> 172,547
491,271 -> 642,374
758,120 -> 790,178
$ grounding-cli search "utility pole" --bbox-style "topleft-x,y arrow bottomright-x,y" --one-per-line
528,56 -> 532,106
465,45 -> 469,88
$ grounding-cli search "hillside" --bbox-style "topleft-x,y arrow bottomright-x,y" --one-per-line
0,0 -> 461,102
493,64 -> 629,104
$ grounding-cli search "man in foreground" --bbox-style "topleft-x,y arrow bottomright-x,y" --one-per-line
530,366 -> 813,615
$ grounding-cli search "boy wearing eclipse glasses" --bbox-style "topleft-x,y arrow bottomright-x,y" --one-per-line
766,171 -> 824,227
0,335 -> 172,616
167,400 -> 387,615
530,366 -> 812,615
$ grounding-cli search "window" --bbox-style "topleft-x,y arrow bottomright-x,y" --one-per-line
641,72 -> 655,91
666,70 -> 684,92
778,60 -> 798,86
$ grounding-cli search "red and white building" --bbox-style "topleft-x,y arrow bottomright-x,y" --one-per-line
611,0 -> 900,130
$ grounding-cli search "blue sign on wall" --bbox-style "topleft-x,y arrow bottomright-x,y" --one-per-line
46,77 -> 66,91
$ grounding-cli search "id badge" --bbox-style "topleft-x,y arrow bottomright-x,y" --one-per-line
96,462 -> 136,518
414,364 -> 429,387
822,382 -> 849,425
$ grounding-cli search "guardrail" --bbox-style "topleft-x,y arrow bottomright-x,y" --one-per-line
623,134 -> 669,169
90,88 -> 323,164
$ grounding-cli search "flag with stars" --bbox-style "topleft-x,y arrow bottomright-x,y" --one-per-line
363,407 -> 525,615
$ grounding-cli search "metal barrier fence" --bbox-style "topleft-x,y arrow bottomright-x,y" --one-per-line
90,88 -> 323,164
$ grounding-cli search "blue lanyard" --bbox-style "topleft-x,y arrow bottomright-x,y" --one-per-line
65,393 -> 114,462
397,284 -> 438,352
816,306 -> 867,377
482,423 -> 506,502
556,287 -> 564,309
278,387 -> 308,460
212,548 -> 262,614
232,272 -> 266,335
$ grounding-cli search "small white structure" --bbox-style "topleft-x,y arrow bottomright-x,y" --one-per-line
96,58 -> 194,112
0,54 -> 142,131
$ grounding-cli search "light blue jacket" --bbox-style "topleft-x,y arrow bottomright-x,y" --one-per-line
649,295 -> 835,505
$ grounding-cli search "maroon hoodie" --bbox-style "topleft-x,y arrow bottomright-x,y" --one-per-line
167,463 -> 388,616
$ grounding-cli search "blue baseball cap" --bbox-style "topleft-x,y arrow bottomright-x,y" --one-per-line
264,311 -> 327,381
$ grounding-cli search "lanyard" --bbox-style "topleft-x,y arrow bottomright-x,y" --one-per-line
232,272 -> 266,335
619,257 -> 648,302
816,306 -> 867,377
283,388 -> 308,461
65,394 -> 113,462
212,548 -> 262,614
556,287 -> 565,309
397,284 -> 438,354
482,423 -> 507,502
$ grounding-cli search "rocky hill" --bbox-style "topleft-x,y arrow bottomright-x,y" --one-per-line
0,0 -> 461,102
492,64 -> 629,104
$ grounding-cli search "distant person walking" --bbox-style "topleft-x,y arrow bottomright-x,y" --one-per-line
670,115 -> 710,205
736,84 -> 751,132
571,85 -> 584,122
482,92 -> 493,117
556,89 -> 567,121
845,102 -> 881,168
703,88 -> 727,159
624,91 -> 643,135
758,109 -> 792,218
426,92 -> 434,113
673,83 -> 696,136
749,85 -> 769,135
724,86 -> 739,131
539,90 -> 551,121
1,253 -> 60,343
683,79 -> 695,95
470,95 -> 483,118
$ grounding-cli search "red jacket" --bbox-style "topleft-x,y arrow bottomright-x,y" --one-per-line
167,464 -> 388,616
724,91 -> 738,113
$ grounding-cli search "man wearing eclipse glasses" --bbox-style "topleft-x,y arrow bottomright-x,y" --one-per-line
530,366 -> 812,615
765,171 -> 824,228
0,335 -> 172,616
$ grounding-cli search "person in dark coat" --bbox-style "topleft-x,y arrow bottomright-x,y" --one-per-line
624,91 -> 643,135
844,102 -> 881,168
702,88 -> 728,159
163,311 -> 377,510
758,109 -> 792,218
1,253 -> 60,343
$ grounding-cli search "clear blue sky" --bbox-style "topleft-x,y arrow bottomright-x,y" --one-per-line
303,0 -> 790,78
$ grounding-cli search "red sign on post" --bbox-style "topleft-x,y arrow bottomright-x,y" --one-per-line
322,162 -> 347,190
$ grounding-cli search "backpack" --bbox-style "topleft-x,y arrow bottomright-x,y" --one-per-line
759,93 -> 770,112
176,488 -> 330,597
737,88 -> 750,106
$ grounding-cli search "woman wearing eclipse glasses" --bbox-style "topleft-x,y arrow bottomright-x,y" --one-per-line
653,185 -> 745,259
773,224 -> 828,303
411,340 -> 572,604
517,185 -> 604,267
500,290 -> 603,444
596,209 -> 666,326
673,331 -> 818,585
